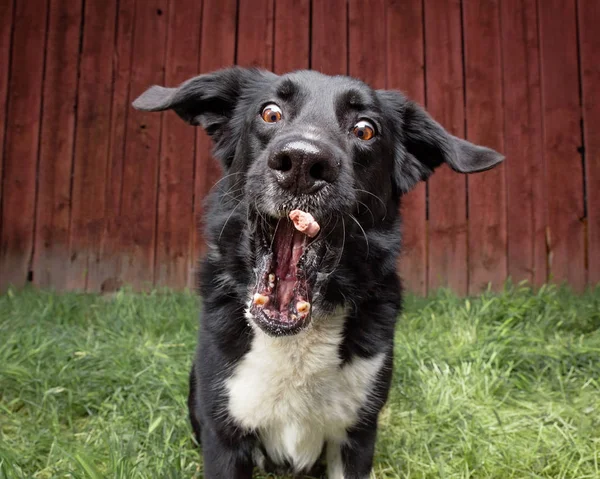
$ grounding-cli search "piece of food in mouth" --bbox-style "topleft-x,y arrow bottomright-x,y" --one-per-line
289,209 -> 320,238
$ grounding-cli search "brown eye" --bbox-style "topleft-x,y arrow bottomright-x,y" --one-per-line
352,120 -> 375,140
261,104 -> 283,123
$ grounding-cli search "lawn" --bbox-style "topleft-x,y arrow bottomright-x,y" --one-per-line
1,285 -> 599,478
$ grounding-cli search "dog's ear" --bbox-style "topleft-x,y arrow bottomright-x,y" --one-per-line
132,67 -> 274,167
377,90 -> 504,193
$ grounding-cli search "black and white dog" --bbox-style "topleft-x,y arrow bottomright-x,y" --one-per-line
133,68 -> 503,478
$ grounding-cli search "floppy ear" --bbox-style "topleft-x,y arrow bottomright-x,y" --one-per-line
132,66 -> 274,167
378,90 -> 504,193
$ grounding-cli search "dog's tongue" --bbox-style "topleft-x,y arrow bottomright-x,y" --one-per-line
273,221 -> 305,311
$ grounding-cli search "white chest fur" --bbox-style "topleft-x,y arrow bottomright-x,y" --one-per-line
226,311 -> 385,473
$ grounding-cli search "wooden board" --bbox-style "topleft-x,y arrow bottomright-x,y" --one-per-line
154,0 -> 202,289
67,0 -> 117,290
236,0 -> 274,68
578,0 -> 600,285
463,0 -> 507,293
538,0 -> 586,290
424,0 -> 468,295
0,0 -> 48,292
191,0 -> 237,289
500,0 -> 546,286
0,0 -> 14,242
311,0 -> 347,75
87,0 -> 136,293
33,0 -> 82,290
274,0 -> 310,73
117,0 -> 169,290
348,0 -> 386,89
386,0 -> 427,295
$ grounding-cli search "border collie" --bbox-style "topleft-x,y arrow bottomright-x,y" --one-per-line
133,67 -> 503,478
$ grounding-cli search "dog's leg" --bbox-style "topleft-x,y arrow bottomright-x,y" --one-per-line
188,364 -> 202,445
200,424 -> 254,479
331,426 -> 377,479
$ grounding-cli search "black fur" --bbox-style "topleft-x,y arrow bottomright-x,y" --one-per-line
133,67 -> 503,478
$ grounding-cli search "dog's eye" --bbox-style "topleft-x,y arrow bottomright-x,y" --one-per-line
261,104 -> 283,123
352,120 -> 375,141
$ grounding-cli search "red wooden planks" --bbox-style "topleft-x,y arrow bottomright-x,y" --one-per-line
0,0 -> 48,292
348,0 -> 386,89
424,0 -> 468,295
311,0 -> 347,75
274,0 -> 310,73
578,0 -> 600,286
87,0 -> 136,293
154,0 -> 202,289
33,0 -> 83,290
538,0 -> 586,290
0,0 -> 14,236
67,0 -> 117,291
386,0 -> 427,295
500,0 -> 547,286
463,0 -> 507,293
116,0 -> 169,290
236,0 -> 275,69
191,0 -> 237,289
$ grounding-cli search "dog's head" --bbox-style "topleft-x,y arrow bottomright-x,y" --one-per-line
134,67 -> 503,335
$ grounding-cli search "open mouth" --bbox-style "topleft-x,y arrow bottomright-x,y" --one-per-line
249,210 -> 322,335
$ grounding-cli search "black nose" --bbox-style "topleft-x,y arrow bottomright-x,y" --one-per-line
267,140 -> 340,193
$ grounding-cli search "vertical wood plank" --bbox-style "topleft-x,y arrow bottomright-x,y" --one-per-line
0,0 -> 48,291
424,0 -> 468,295
463,0 -> 507,293
236,0 -> 274,69
33,0 -> 82,290
387,0 -> 427,295
274,0 -> 310,73
154,0 -> 202,289
0,0 -> 14,231
118,0 -> 169,290
578,0 -> 600,286
311,0 -> 347,75
191,0 -> 237,289
87,0 -> 136,293
500,0 -> 547,286
348,0 -> 386,89
538,0 -> 586,290
67,0 -> 117,290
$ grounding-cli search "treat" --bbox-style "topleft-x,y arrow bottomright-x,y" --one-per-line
289,210 -> 320,238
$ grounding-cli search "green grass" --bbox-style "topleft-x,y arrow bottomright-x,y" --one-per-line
1,285 -> 599,478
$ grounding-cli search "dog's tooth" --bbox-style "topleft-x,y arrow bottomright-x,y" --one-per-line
296,301 -> 310,314
253,293 -> 269,307
268,273 -> 275,284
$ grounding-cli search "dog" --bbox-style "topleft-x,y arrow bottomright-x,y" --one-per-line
133,67 -> 503,478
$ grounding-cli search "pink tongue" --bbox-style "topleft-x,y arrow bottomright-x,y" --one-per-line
274,221 -> 305,312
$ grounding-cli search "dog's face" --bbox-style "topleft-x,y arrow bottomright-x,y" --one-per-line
134,68 -> 503,336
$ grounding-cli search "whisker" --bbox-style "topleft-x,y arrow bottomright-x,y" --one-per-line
221,178 -> 245,202
348,213 -> 369,259
330,216 -> 346,274
354,188 -> 388,219
269,218 -> 282,250
218,200 -> 245,244
355,199 -> 375,226
208,171 -> 244,195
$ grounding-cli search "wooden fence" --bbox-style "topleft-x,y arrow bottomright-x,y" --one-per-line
0,0 -> 598,295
